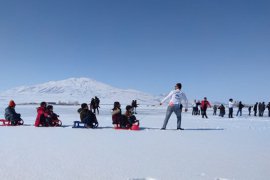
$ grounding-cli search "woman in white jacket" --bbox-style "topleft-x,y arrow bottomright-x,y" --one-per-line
160,83 -> 188,130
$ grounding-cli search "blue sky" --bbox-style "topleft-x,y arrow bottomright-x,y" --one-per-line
0,0 -> 269,103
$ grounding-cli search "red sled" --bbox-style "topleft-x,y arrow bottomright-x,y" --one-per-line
0,119 -> 24,126
37,119 -> 62,127
113,122 -> 140,131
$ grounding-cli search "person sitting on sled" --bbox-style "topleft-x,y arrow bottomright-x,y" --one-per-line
5,100 -> 22,125
77,103 -> 98,128
125,105 -> 139,126
35,102 -> 49,127
45,105 -> 60,126
111,102 -> 129,128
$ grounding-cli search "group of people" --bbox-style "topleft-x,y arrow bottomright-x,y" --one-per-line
2,82 -> 269,131
34,102 -> 61,127
252,102 -> 270,117
90,96 -> 100,114
192,98 -> 212,118
213,101 -> 270,118
112,102 -> 139,128
191,98 -> 270,119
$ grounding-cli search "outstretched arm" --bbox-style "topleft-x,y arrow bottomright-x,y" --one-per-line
160,91 -> 173,105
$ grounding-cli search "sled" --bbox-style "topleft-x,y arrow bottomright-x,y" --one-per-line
114,122 -> 140,131
72,121 -> 99,128
72,121 -> 87,128
51,119 -> 62,127
38,119 -> 62,127
0,119 -> 24,126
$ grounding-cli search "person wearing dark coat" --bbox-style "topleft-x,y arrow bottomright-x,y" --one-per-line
236,101 -> 245,116
94,96 -> 100,115
267,102 -> 270,117
213,105 -> 218,116
260,102 -> 266,117
45,105 -> 60,126
5,100 -> 22,125
254,102 -> 258,116
90,98 -> 96,113
131,100 -> 138,114
258,102 -> 262,117
218,104 -> 226,117
248,106 -> 252,116
111,102 -> 130,128
125,105 -> 139,127
78,103 -> 98,128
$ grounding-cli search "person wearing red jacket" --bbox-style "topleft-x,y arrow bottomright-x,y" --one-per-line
34,102 -> 49,127
201,97 -> 211,118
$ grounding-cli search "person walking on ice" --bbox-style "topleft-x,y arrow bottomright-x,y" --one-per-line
160,83 -> 188,130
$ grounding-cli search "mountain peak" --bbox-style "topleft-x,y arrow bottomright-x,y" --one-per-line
0,77 -> 159,105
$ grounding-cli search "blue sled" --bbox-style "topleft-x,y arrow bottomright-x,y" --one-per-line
72,121 -> 87,128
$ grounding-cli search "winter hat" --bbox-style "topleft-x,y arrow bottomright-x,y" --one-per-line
9,100 -> 16,107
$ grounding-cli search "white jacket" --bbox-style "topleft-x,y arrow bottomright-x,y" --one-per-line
161,89 -> 188,109
229,101 -> 234,108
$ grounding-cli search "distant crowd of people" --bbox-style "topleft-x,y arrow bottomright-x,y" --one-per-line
191,98 -> 270,119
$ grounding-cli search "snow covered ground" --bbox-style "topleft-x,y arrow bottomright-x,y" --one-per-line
0,104 -> 270,180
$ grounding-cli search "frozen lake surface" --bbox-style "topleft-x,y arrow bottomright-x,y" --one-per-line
0,105 -> 269,180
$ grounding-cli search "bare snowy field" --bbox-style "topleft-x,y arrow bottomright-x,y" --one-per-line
0,105 -> 270,180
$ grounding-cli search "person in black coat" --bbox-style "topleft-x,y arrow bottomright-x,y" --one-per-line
5,100 -> 22,125
254,102 -> 258,116
260,102 -> 266,117
236,101 -> 245,116
248,106 -> 252,116
218,104 -> 226,117
78,103 -> 98,128
213,105 -> 218,116
131,100 -> 138,114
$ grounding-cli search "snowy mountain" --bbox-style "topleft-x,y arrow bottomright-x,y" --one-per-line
0,78 -> 160,105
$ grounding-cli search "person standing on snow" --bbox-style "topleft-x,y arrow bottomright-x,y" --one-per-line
201,97 -> 211,118
218,104 -> 226,117
248,106 -> 252,116
160,83 -> 188,130
254,102 -> 258,116
228,99 -> 234,118
236,101 -> 245,116
267,102 -> 270,117
192,100 -> 197,115
213,104 -> 218,116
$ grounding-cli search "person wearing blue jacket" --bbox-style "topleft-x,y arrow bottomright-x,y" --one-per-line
5,100 -> 22,125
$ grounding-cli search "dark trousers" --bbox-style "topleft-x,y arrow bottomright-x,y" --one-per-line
254,111 -> 257,116
202,110 -> 208,118
192,107 -> 196,115
229,108 -> 233,118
